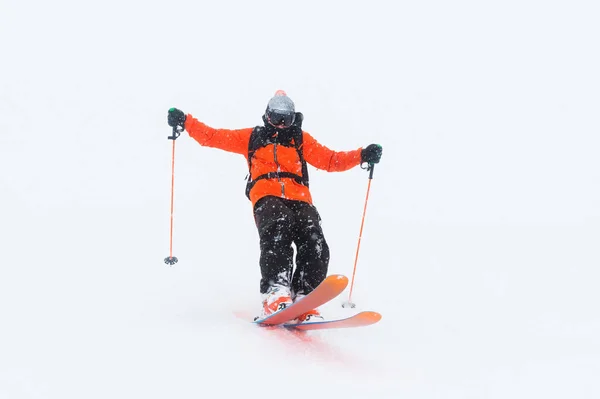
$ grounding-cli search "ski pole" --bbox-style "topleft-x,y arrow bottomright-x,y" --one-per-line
342,163 -> 375,308
164,125 -> 182,265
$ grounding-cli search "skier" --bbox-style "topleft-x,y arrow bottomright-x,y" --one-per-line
167,90 -> 382,323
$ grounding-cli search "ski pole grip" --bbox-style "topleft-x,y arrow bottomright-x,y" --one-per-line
168,126 -> 183,140
368,163 -> 375,179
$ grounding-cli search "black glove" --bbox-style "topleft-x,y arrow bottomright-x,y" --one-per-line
168,108 -> 186,128
361,144 -> 382,164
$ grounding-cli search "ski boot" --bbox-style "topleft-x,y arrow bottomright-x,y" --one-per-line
256,285 -> 293,320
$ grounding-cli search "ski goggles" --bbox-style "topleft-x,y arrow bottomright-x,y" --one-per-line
267,110 -> 295,128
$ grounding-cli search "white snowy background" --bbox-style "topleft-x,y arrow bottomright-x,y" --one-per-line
1,0 -> 599,398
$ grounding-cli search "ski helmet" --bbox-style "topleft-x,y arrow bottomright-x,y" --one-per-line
265,90 -> 295,128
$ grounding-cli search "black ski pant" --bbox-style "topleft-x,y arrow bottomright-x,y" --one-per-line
253,196 -> 330,297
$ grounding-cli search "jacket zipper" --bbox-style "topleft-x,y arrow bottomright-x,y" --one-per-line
273,142 -> 285,198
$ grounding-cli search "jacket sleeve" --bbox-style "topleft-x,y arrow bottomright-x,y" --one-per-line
184,114 -> 252,155
302,131 -> 362,172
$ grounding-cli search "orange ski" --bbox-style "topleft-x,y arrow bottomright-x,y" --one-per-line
285,311 -> 382,331
254,274 -> 349,326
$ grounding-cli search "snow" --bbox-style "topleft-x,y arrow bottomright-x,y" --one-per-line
1,1 -> 600,398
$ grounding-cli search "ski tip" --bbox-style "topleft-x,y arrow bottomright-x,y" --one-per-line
327,274 -> 349,283
358,311 -> 382,323
325,274 -> 349,290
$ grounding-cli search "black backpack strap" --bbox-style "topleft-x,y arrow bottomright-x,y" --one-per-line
245,126 -> 262,199
246,172 -> 304,199
292,113 -> 309,188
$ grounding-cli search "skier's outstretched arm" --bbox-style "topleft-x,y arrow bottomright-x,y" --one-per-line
184,114 -> 252,155
168,108 -> 251,155
302,132 -> 382,172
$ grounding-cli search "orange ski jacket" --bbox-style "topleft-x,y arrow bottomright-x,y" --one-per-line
184,114 -> 363,208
